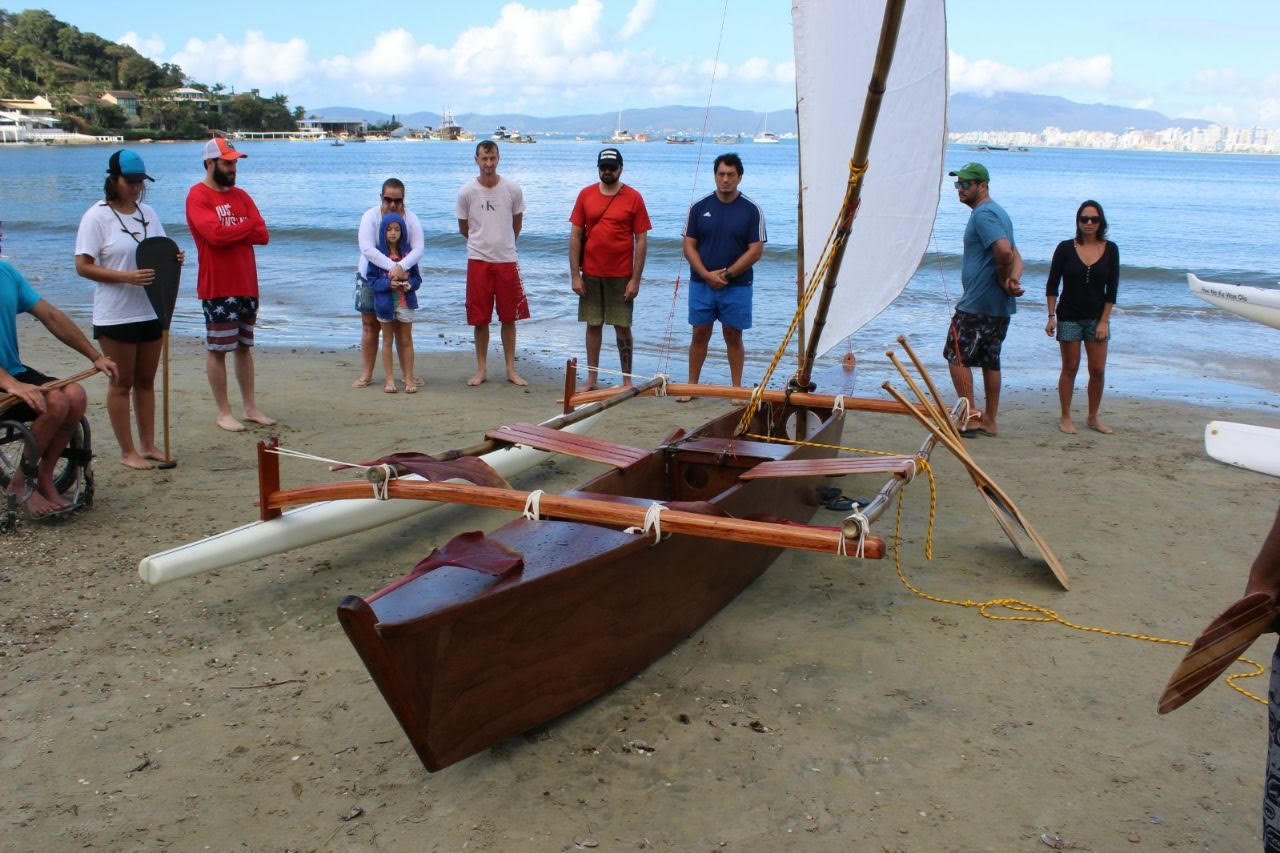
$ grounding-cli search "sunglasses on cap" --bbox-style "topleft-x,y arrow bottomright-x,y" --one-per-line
1078,215 -> 1100,224
954,180 -> 974,189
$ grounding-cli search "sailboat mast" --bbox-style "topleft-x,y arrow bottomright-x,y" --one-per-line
794,94 -> 807,362
793,0 -> 908,390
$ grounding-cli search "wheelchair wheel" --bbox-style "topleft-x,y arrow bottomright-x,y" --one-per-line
0,420 -> 38,497
52,417 -> 92,506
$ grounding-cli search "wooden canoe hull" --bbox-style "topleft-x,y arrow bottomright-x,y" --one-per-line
338,404 -> 845,771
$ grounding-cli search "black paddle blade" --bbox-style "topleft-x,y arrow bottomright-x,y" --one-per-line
136,236 -> 181,330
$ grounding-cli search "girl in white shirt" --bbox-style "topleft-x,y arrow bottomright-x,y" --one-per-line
74,150 -> 184,469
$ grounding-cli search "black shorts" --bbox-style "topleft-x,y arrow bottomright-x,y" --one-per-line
3,368 -> 55,422
94,319 -> 163,343
942,309 -> 1011,371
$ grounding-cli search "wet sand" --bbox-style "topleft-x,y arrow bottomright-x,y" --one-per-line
3,330 -> 1279,850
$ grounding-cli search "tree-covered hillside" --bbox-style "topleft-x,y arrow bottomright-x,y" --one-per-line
0,8 -> 302,137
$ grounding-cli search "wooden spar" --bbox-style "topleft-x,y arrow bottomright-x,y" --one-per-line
881,381 -> 1070,589
562,358 -> 577,415
261,478 -> 885,559
853,398 -> 963,528
794,0 -> 909,391
896,336 -> 963,443
794,86 -> 808,365
414,374 -> 666,466
0,367 -> 101,416
566,382 -> 930,416
886,351 -> 956,442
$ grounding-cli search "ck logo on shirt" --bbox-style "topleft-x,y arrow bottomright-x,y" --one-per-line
483,200 -> 497,211
215,202 -> 246,227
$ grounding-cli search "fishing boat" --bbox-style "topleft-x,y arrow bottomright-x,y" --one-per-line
666,133 -> 695,144
1188,273 -> 1280,330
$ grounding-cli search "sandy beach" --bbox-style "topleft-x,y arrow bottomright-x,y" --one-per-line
3,328 -> 1280,851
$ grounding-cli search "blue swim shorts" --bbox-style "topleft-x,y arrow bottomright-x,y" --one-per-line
688,281 -> 752,330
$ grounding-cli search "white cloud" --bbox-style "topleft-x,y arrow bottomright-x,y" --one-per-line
117,31 -> 166,59
172,31 -> 311,90
949,52 -> 1113,96
620,0 -> 657,39
153,0 -> 796,113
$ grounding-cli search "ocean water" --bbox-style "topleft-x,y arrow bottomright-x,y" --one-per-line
1,140 -> 1277,407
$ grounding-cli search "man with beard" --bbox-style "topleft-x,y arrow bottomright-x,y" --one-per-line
185,137 -> 274,432
568,147 -> 651,390
942,162 -> 1022,438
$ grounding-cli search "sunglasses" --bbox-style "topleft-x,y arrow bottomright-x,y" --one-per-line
1078,215 -> 1100,224
382,195 -> 404,204
954,180 -> 974,189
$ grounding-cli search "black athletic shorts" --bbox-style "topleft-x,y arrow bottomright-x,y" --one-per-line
94,319 -> 163,343
2,368 -> 55,422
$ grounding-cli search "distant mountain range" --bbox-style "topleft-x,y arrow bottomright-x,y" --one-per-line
314,92 -> 1209,135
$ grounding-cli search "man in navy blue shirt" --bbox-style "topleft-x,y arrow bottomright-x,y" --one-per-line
681,153 -> 766,395
942,162 -> 1023,437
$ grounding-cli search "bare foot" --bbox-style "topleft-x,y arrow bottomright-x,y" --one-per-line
404,383 -> 418,394
674,395 -> 693,403
467,372 -> 486,387
1059,418 -> 1077,435
384,382 -> 398,394
411,376 -> 425,387
1087,419 -> 1113,434
25,491 -> 66,519
507,370 -> 528,387
216,413 -> 246,432
576,382 -> 599,394
352,376 -> 372,388
142,450 -> 178,469
243,410 -> 277,426
121,453 -> 157,470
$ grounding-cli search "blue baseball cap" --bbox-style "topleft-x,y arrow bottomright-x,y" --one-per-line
107,149 -> 154,181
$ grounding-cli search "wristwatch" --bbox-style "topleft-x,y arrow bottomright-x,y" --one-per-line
724,269 -> 734,282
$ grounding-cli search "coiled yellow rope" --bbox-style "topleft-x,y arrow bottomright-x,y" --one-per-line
884,487 -> 1268,706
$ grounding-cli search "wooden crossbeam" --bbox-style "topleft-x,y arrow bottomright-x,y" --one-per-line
738,455 -> 918,481
485,423 -> 650,468
673,437 -> 795,461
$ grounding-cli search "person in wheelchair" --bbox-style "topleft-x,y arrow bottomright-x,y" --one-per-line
1,259 -> 117,518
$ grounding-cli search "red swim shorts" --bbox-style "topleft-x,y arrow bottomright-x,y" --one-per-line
465,259 -> 530,326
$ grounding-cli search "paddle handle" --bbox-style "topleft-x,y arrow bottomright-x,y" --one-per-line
0,366 -> 101,416
162,332 -> 171,462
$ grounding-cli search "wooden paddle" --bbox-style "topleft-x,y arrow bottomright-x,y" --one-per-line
1158,592 -> 1278,714
0,367 -> 101,416
136,236 -> 181,468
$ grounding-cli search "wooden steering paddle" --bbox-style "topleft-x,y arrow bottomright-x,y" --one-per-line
1158,592 -> 1278,714
136,236 -> 181,469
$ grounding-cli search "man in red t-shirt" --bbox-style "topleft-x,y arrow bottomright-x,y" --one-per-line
185,137 -> 274,432
568,147 -> 651,390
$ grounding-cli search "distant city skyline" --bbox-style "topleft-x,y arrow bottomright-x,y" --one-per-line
31,0 -> 1280,129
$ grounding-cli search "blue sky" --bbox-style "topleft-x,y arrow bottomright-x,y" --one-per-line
33,0 -> 1280,127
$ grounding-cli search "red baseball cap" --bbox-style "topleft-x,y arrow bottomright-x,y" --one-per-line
202,137 -> 247,161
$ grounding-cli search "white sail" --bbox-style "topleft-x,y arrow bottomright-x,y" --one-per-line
794,0 -> 948,355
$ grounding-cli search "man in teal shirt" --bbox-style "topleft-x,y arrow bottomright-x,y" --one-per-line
1,260 -> 116,517
942,162 -> 1023,437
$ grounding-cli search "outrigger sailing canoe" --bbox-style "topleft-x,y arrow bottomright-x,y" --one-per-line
149,0 -> 1066,773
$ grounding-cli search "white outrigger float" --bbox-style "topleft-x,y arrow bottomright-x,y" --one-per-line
138,408 -> 604,585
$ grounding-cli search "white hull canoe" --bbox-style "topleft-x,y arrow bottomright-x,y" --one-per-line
1205,421 -> 1280,478
1188,273 -> 1280,330
138,414 -> 601,585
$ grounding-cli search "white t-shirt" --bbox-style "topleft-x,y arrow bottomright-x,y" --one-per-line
74,200 -> 168,326
455,177 -> 525,263
356,206 -> 425,275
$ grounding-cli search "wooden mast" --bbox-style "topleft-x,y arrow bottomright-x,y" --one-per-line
793,0 -> 908,391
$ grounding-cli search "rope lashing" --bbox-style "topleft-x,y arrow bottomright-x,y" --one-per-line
624,502 -> 668,544
841,503 -> 870,558
522,489 -> 545,521
371,464 -> 396,500
832,394 -> 846,413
